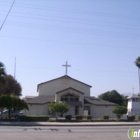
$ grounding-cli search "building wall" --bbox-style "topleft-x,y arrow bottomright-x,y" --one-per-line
38,76 -> 90,97
23,104 -> 48,116
127,99 -> 140,109
91,105 -> 116,118
127,99 -> 140,116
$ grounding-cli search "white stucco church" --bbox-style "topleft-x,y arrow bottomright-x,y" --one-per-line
127,94 -> 140,116
23,62 -> 117,118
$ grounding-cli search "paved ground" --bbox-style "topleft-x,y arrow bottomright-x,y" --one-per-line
0,125 -> 139,140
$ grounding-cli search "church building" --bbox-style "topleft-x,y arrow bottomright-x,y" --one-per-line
127,94 -> 140,116
23,62 -> 117,118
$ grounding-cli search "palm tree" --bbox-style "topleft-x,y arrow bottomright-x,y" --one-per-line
0,62 -> 6,78
0,62 -> 6,83
135,57 -> 140,93
0,62 -> 6,118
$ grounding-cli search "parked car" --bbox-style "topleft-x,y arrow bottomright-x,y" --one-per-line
0,110 -> 23,119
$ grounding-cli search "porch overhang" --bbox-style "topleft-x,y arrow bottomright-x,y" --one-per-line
66,101 -> 82,107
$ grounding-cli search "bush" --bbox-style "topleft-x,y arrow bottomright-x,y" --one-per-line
103,115 -> 109,120
75,115 -> 83,120
138,116 -> 140,121
19,116 -> 50,122
116,114 -> 121,119
65,115 -> 72,121
127,116 -> 135,121
87,115 -> 92,120
113,106 -> 127,119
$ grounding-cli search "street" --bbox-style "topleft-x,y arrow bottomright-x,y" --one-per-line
0,125 -> 138,140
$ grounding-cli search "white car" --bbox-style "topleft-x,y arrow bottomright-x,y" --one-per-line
0,110 -> 23,119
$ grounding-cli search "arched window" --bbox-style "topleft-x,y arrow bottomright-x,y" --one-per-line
61,92 -> 79,102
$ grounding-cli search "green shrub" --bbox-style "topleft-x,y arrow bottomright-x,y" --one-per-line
127,116 -> 135,121
65,115 -> 72,121
116,114 -> 121,119
138,116 -> 140,121
103,115 -> 109,120
87,115 -> 92,120
75,115 -> 83,120
19,116 -> 50,122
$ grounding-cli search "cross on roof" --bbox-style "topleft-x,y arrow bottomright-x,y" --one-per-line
62,61 -> 71,75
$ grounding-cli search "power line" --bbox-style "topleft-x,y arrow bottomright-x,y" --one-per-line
4,23 -> 140,39
0,0 -> 15,31
0,35 -> 139,49
0,2 -> 140,20
0,10 -> 139,28
2,17 -> 140,31
0,35 -> 140,49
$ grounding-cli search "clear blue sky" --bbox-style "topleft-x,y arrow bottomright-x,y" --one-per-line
0,0 -> 140,97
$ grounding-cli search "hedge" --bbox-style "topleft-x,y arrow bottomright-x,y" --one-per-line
65,115 -> 72,121
127,116 -> 135,121
103,115 -> 109,120
138,116 -> 140,121
75,115 -> 83,120
86,115 -> 92,120
19,116 -> 50,121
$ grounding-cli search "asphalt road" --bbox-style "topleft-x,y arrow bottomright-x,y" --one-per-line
0,125 -> 139,140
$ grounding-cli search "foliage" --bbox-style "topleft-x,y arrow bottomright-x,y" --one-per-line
113,106 -> 127,119
65,115 -> 72,121
0,94 -> 28,119
98,90 -> 124,105
138,116 -> 140,121
135,57 -> 140,68
86,115 -> 92,120
0,94 -> 28,110
0,75 -> 22,96
48,101 -> 69,117
0,62 -> 6,86
121,94 -> 128,107
103,115 -> 109,120
75,115 -> 83,120
127,116 -> 135,121
19,115 -> 50,121
135,57 -> 140,93
0,62 -> 6,77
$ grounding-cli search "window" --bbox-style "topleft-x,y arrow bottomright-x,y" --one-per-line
61,92 -> 79,102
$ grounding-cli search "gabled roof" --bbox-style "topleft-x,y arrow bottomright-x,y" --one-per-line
56,87 -> 84,94
127,94 -> 140,99
37,75 -> 92,91
26,96 -> 54,104
84,97 -> 118,106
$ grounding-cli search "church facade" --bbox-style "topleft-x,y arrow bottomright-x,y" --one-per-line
23,75 -> 117,118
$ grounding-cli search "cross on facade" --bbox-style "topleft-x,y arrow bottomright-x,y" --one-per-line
62,61 -> 71,75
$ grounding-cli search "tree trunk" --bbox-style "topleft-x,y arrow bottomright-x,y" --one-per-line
55,113 -> 58,121
138,68 -> 140,94
8,108 -> 11,120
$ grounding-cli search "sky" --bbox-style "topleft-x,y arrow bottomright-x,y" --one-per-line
0,0 -> 140,98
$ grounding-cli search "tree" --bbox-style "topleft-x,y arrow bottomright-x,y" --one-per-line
121,94 -> 128,107
0,62 -> 6,86
0,94 -> 28,119
48,101 -> 69,120
0,75 -> 22,96
113,106 -> 127,119
135,57 -> 140,93
98,90 -> 124,105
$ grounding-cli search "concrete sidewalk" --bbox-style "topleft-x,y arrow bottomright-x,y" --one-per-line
0,121 -> 140,126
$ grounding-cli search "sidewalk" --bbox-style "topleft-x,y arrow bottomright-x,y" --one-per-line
0,121 -> 140,126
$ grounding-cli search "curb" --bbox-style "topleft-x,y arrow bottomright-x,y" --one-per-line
0,122 -> 140,127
